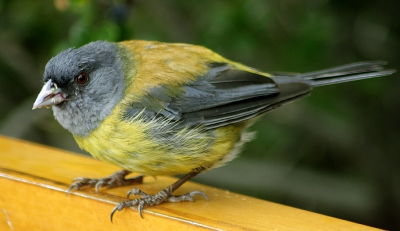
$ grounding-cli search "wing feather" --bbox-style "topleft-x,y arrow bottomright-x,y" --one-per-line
124,62 -> 311,130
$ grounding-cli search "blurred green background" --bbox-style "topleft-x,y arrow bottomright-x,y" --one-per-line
0,0 -> 399,229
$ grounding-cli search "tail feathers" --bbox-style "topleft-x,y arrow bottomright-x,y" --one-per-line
295,61 -> 396,87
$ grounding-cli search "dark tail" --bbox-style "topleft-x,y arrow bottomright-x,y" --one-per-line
295,61 -> 395,87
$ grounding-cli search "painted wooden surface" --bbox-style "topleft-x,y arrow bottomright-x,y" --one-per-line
0,135 -> 381,230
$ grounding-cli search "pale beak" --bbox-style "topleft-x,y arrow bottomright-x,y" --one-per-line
32,79 -> 66,109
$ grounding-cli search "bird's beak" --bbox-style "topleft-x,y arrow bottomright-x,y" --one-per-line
32,79 -> 66,109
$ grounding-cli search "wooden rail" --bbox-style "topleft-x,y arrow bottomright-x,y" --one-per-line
0,135 -> 381,230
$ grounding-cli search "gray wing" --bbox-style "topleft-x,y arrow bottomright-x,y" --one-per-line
125,62 -> 312,130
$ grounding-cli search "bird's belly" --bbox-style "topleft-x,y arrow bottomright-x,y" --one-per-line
73,111 -> 248,175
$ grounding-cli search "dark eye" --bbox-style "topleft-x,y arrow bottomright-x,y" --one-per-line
76,72 -> 88,84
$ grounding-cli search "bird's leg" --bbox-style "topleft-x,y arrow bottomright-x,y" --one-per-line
110,171 -> 208,220
67,169 -> 144,193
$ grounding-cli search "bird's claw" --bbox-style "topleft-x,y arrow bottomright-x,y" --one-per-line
127,188 -> 152,199
168,190 -> 209,202
110,189 -> 208,221
67,177 -> 99,194
66,170 -> 143,194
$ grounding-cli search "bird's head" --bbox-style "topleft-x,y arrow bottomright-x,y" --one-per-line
33,41 -> 126,136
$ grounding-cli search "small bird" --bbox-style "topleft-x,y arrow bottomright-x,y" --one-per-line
33,40 -> 395,220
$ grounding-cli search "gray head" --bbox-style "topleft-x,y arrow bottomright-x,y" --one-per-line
33,41 -> 125,137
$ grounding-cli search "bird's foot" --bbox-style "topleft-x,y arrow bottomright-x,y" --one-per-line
67,169 -> 143,193
110,187 -> 208,220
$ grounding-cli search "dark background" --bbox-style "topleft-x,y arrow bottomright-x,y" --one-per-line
0,0 -> 399,229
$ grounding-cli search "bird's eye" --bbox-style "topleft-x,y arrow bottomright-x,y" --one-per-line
76,72 -> 88,85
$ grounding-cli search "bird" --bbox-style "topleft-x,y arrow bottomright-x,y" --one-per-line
32,40 -> 395,220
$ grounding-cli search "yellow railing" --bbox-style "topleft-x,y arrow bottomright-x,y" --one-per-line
0,136 -> 381,230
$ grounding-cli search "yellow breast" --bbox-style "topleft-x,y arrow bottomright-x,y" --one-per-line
74,105 -> 248,175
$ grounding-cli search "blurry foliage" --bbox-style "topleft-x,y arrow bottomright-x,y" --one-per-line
0,0 -> 399,229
